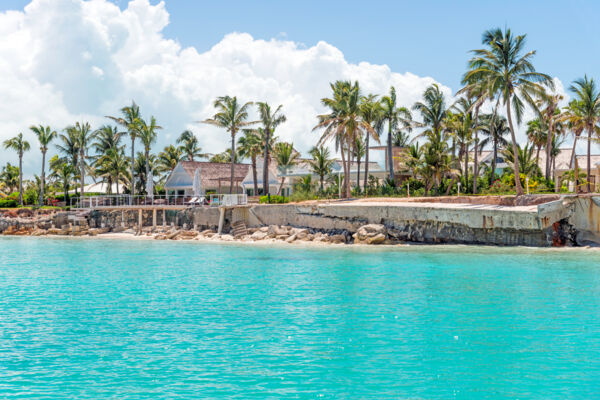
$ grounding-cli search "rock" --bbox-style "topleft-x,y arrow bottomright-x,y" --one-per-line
258,226 -> 269,233
291,228 -> 309,236
268,225 -> 288,237
154,234 -> 167,240
353,224 -> 387,245
201,229 -> 215,235
276,234 -> 290,241
329,234 -> 346,244
296,230 -> 308,240
178,230 -> 199,239
220,234 -> 234,241
166,230 -> 181,240
251,231 -> 268,240
30,228 -> 47,236
285,234 -> 297,243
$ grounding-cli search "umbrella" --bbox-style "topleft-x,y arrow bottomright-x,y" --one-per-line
193,167 -> 203,197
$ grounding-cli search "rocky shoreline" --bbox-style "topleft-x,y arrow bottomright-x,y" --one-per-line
1,219 -> 398,246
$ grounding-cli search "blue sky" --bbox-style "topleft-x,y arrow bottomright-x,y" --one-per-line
0,0 -> 598,173
1,0 -> 598,90
3,0 -> 597,90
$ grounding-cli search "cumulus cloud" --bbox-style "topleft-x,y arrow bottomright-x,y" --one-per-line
0,0 -> 572,177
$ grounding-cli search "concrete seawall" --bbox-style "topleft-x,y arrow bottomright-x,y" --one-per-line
3,195 -> 598,247
82,195 -> 600,247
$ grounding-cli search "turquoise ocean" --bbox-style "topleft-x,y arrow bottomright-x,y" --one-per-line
1,237 -> 599,398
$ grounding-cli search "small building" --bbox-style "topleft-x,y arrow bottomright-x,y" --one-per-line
369,146 -> 412,183
164,161 -> 250,195
240,161 -> 280,196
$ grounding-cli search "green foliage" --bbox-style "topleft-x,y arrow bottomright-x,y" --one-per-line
259,195 -> 289,204
0,198 -> 17,208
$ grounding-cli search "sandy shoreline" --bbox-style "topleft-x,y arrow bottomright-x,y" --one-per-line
4,231 -> 599,252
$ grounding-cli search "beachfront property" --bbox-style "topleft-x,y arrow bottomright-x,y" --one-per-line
164,161 -> 251,196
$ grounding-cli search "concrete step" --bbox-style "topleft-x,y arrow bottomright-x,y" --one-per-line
232,220 -> 248,238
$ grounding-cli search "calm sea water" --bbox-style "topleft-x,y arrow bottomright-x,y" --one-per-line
1,237 -> 600,399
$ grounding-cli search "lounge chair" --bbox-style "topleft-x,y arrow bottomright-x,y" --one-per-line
184,196 -> 199,205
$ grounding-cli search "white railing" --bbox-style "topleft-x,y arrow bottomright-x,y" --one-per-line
71,193 -> 248,209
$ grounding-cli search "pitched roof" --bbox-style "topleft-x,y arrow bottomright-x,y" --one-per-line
173,161 -> 250,188
537,148 -> 573,171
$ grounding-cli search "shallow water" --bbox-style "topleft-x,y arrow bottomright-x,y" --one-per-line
1,237 -> 600,399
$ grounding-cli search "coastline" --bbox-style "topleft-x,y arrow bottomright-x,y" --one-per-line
3,231 -> 599,253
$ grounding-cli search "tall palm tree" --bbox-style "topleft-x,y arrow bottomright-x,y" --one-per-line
138,116 -> 161,188
465,27 -> 553,195
203,96 -> 255,193
353,136 -> 366,191
273,142 -> 299,195
238,129 -> 263,195
526,118 -> 547,170
107,101 -> 142,198
3,133 -> 30,205
314,81 -> 376,198
359,94 -> 383,190
93,125 -> 122,155
413,84 -> 448,136
177,130 -> 207,161
503,143 -> 539,177
479,112 -> 510,183
56,126 -> 80,195
536,92 -> 564,180
30,125 -> 57,206
382,87 -> 412,181
568,76 -> 600,192
95,147 -> 128,195
307,145 -> 334,192
561,100 -> 586,189
256,102 -> 286,196
66,122 -> 94,198
0,163 -> 19,194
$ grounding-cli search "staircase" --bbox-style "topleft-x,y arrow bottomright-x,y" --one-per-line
231,220 -> 248,238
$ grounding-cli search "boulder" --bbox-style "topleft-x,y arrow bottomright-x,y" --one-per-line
268,225 -> 288,237
285,234 -> 297,243
329,233 -> 347,244
220,234 -> 234,241
258,226 -> 269,233
251,231 -> 268,240
353,224 -> 387,245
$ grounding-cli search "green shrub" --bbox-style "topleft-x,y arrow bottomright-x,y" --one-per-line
259,195 -> 289,204
290,190 -> 317,202
0,198 -> 18,208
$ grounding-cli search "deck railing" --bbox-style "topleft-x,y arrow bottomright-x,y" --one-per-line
70,194 -> 248,209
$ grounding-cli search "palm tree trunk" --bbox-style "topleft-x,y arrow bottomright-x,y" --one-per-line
340,145 -> 347,199
356,154 -> 361,194
130,137 -> 135,200
491,141 -> 497,185
587,127 -> 592,192
535,146 -> 540,172
464,144 -> 469,190
251,156 -> 258,196
80,150 -> 85,199
40,151 -> 46,207
346,146 -> 352,198
545,119 -> 553,181
230,132 -> 236,194
473,104 -> 480,194
18,152 -> 23,206
387,121 -> 394,181
277,177 -> 285,195
364,133 -> 370,191
263,129 -> 270,196
320,174 -> 324,193
505,97 -> 524,196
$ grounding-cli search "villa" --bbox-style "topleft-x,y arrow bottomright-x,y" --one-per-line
164,161 -> 250,196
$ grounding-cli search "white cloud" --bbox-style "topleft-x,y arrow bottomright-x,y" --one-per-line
0,0 -> 574,178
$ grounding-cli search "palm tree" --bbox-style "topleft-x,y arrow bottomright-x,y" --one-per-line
157,145 -> 183,175
238,129 -> 263,195
568,76 -> 600,192
314,81 -> 376,198
107,101 -> 142,198
95,147 -> 128,195
449,97 -> 476,185
465,27 -> 553,195
203,96 -> 254,193
382,87 -> 412,181
273,142 -> 298,195
307,145 -> 334,192
403,143 -> 423,180
49,156 -> 75,204
256,102 -> 286,196
177,130 -> 207,161
56,126 -> 80,195
503,143 -> 539,177
479,112 -> 510,183
66,122 -> 94,198
536,92 -> 564,180
30,125 -> 57,206
526,118 -> 547,170
0,163 -> 19,193
353,136 -> 366,191
3,133 -> 30,205
359,94 -> 383,190
138,116 -> 161,188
